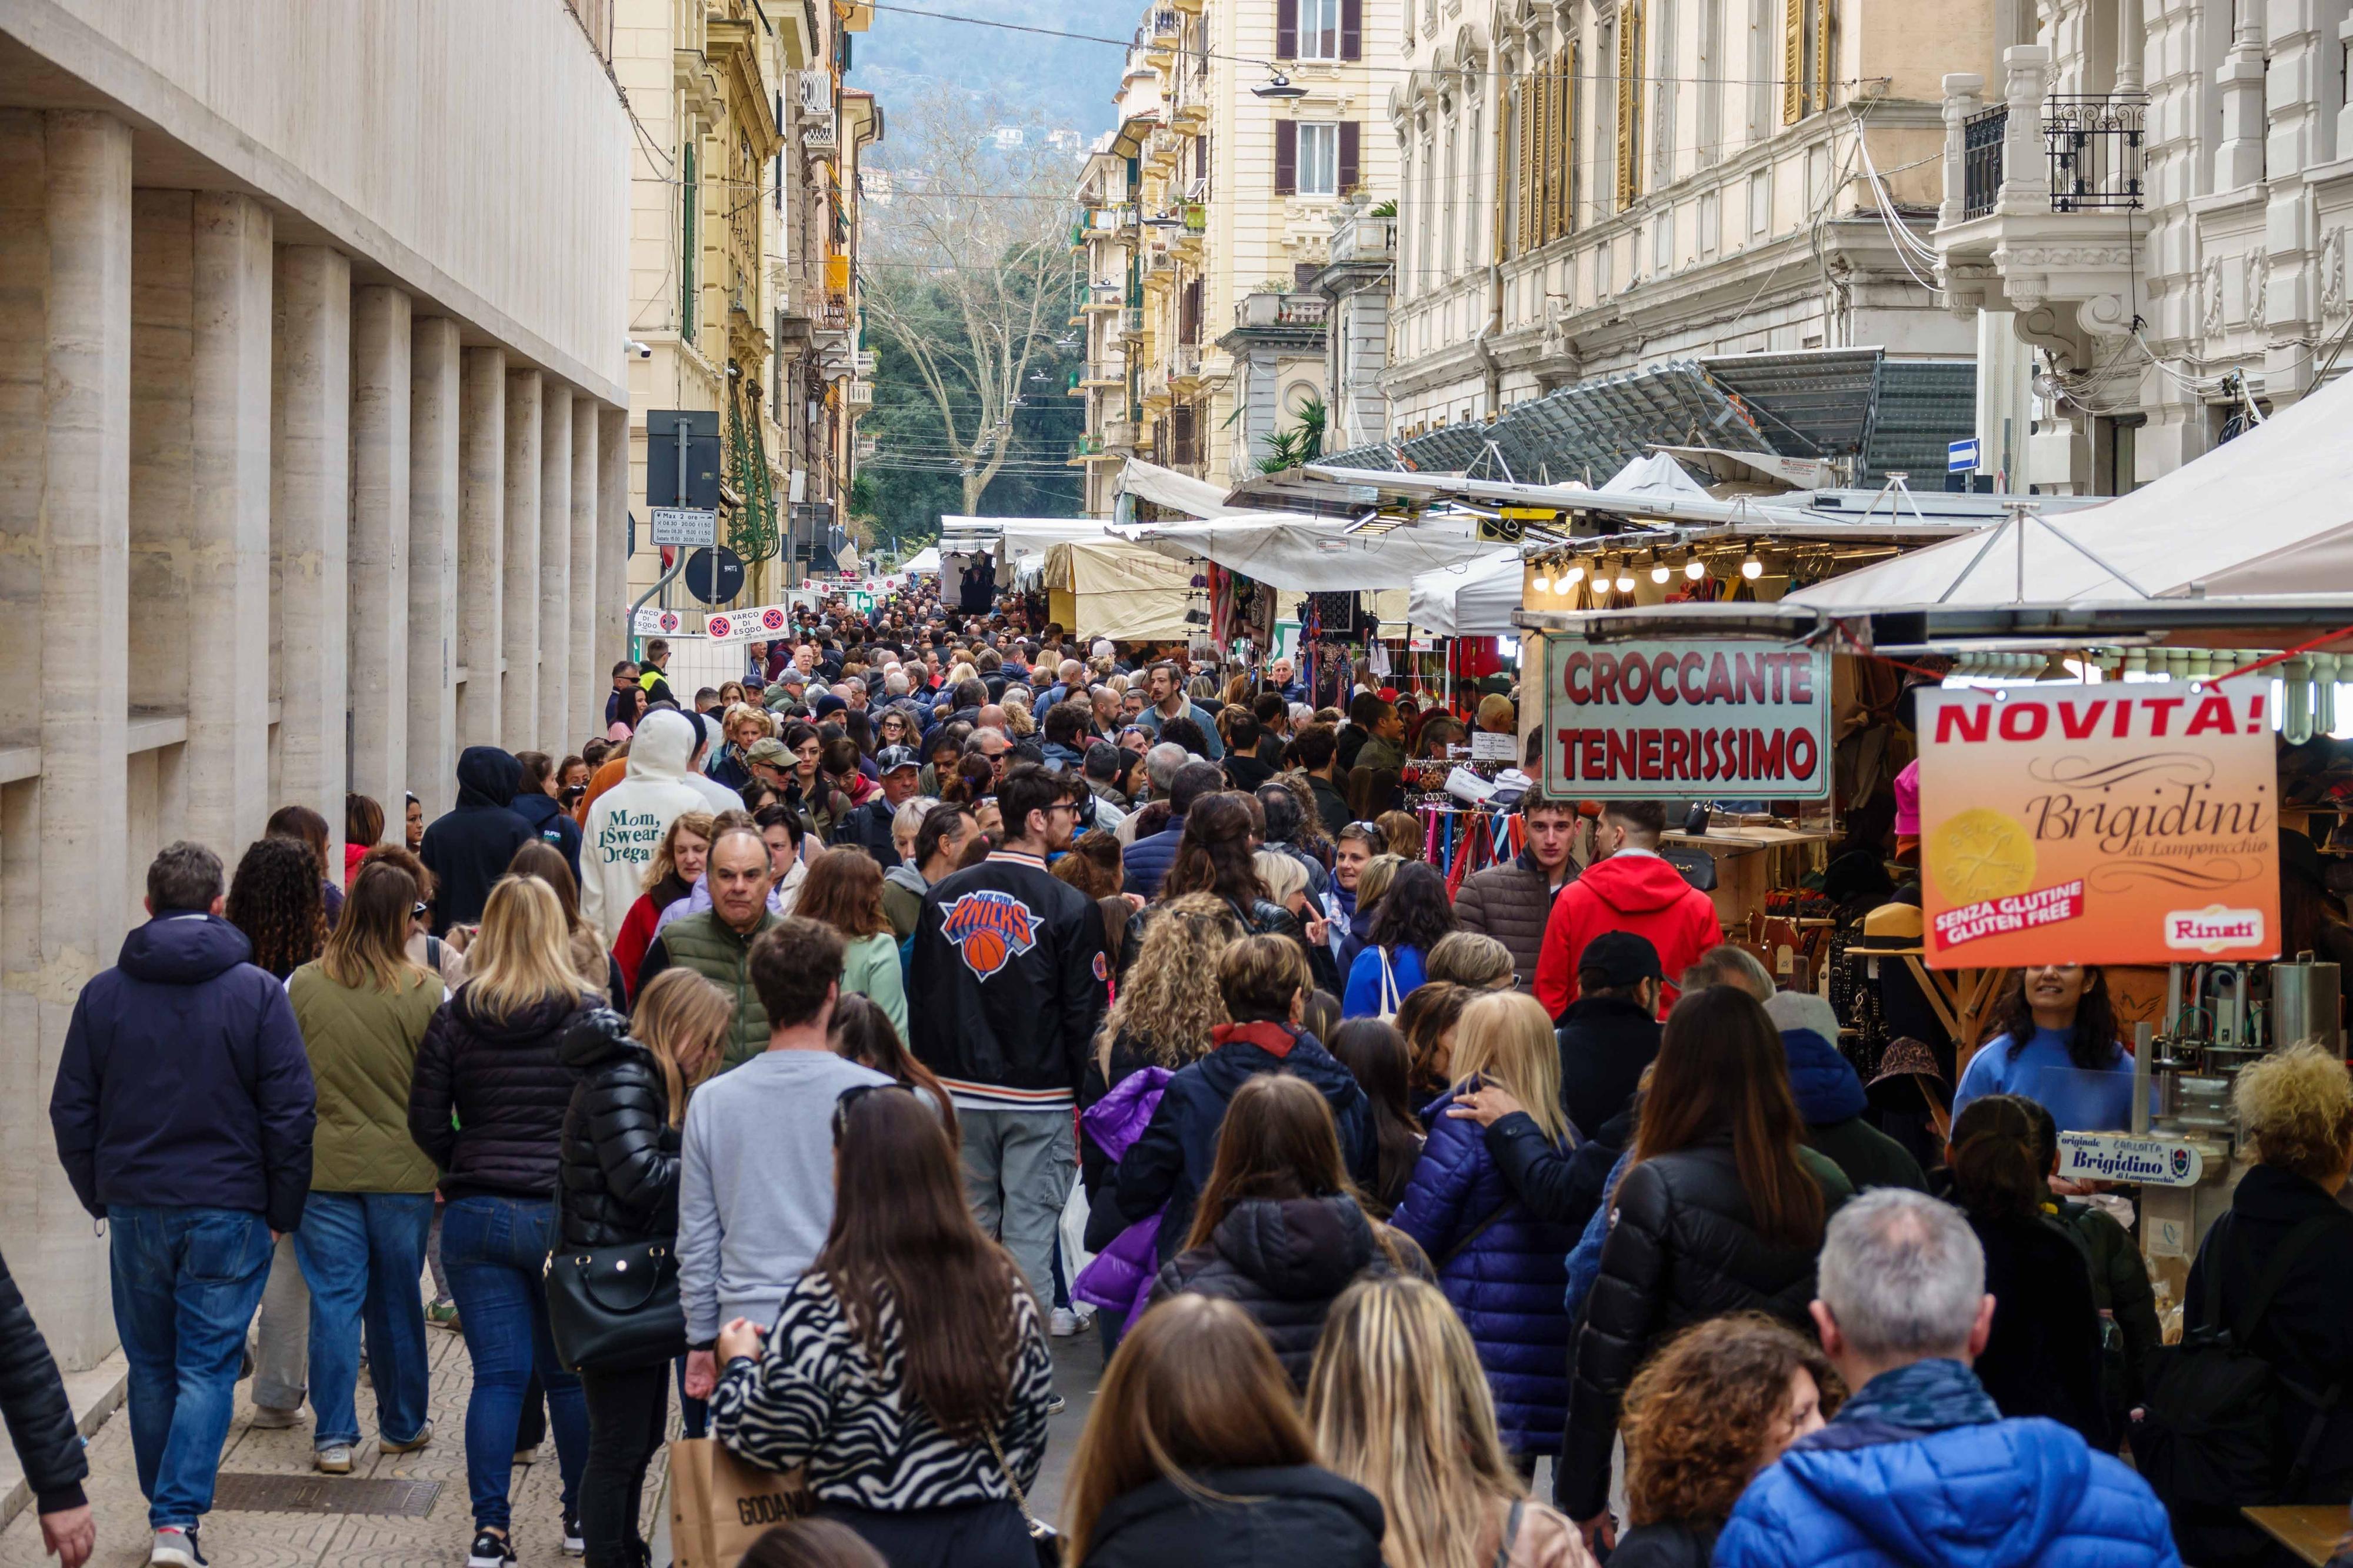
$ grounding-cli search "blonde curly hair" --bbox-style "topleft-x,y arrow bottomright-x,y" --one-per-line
1099,893 -> 1244,1073
2234,1043 -> 2353,1183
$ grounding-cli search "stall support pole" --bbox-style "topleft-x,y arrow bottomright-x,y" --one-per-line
2131,1020 -> 2153,1135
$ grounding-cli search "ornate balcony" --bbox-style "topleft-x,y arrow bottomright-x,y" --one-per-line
1933,48 -> 2147,374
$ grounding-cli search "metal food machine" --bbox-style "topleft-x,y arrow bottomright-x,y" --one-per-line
2057,955 -> 2342,1318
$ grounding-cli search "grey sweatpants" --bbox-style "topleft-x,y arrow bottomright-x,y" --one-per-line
956,1107 -> 1074,1317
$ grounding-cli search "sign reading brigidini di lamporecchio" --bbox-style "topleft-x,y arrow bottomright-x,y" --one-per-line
1539,636 -> 1832,801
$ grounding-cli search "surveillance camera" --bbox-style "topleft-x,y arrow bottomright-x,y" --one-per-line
626,339 -> 653,360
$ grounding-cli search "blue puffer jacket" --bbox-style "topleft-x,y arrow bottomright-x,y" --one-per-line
1716,1407 -> 2179,1568
1391,1080 -> 1576,1453
1121,819 -> 1186,900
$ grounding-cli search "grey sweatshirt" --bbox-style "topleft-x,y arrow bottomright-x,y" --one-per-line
677,1047 -> 893,1343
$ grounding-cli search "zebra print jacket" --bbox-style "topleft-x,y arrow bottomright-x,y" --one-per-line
709,1270 -> 1052,1511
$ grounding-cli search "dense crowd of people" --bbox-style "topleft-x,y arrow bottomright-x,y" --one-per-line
2,573 -> 2348,1568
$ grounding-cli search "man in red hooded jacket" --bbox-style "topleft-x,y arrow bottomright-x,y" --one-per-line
1532,799 -> 1722,1020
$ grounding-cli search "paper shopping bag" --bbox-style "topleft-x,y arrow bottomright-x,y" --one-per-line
668,1437 -> 809,1568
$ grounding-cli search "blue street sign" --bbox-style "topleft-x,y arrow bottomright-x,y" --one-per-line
1948,438 -> 1981,473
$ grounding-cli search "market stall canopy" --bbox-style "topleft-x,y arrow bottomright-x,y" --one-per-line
900,545 -> 942,575
1316,349 -> 1976,486
1599,451 -> 1714,500
938,516 -> 1126,561
1043,538 -> 1198,642
1129,512 -> 1504,590
1407,549 -> 1524,637
1789,368 -> 2353,609
1118,458 -> 1245,519
1306,463 -> 2021,542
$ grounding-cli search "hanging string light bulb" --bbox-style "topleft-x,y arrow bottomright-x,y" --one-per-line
1740,550 -> 1764,580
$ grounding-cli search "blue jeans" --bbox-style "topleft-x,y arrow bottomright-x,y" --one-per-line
109,1205 -> 275,1530
439,1196 -> 588,1530
291,1191 -> 435,1449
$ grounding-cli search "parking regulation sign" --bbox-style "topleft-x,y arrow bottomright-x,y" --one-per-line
1947,438 -> 1981,473
649,507 -> 718,548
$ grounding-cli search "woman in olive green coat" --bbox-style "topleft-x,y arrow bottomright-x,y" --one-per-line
287,862 -> 446,1474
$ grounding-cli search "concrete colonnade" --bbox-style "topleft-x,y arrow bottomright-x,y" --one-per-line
0,106 -> 633,1368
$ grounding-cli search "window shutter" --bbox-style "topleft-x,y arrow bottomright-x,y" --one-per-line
1562,42 -> 1579,236
1814,0 -> 1832,117
1338,121 -> 1361,195
1277,0 -> 1298,59
1341,0 -> 1362,59
1275,119 -> 1298,195
1782,0 -> 1804,123
1616,3 -> 1642,211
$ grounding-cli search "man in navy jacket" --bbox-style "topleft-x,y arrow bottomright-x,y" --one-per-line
49,842 -> 314,1568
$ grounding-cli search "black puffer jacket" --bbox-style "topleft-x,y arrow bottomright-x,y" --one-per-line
1146,1195 -> 1396,1388
557,1007 -> 681,1248
408,984 -> 593,1202
1078,1465 -> 1385,1568
0,1247 -> 86,1512
1556,1142 -> 1852,1520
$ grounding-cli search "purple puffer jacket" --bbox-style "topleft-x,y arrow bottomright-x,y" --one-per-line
1073,1066 -> 1171,1327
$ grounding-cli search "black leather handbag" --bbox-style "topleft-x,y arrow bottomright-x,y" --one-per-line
544,1240 -> 688,1373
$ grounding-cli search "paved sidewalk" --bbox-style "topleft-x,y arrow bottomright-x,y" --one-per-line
0,1319 -> 1108,1568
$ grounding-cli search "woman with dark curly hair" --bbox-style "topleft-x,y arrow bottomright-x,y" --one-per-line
1342,861 -> 1456,1020
1610,1314 -> 1842,1567
228,836 -> 331,981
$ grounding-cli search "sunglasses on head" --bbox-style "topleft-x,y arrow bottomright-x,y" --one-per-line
831,1080 -> 916,1143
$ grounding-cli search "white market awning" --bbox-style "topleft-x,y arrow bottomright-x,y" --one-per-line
1406,549 -> 1524,637
900,545 -> 942,575
938,516 -> 1128,561
1128,512 -> 1505,590
1118,458 -> 1245,519
1791,368 -> 2353,609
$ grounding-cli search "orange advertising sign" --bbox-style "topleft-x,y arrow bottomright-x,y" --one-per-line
1914,682 -> 2279,969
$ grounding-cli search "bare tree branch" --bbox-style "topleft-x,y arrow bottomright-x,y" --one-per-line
864,97 -> 1076,513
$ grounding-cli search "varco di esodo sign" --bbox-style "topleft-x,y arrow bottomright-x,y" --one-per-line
1539,636 -> 1831,800
1914,681 -> 2278,968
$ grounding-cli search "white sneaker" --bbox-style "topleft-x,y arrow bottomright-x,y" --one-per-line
149,1527 -> 203,1568
314,1444 -> 353,1474
248,1404 -> 303,1430
1048,1307 -> 1080,1337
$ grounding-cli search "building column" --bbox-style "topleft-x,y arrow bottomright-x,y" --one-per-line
501,368 -> 542,748
536,381 -> 572,754
408,317 -> 461,822
128,190 -> 192,848
568,399 -> 598,759
456,348 -> 505,750
348,287 -> 411,841
29,110 -> 132,1369
186,192 -> 274,854
271,245 -> 351,832
596,405 -> 628,676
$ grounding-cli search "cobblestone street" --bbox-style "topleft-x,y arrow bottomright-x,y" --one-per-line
0,1324 -> 1102,1568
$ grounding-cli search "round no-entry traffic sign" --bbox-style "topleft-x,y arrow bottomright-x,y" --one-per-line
685,546 -> 745,606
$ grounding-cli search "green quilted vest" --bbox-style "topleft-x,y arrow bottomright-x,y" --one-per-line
660,910 -> 781,1068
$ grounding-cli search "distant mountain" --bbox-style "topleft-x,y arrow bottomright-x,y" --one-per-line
851,0 -> 1120,141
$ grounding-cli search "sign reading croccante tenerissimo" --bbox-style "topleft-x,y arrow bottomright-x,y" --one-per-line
1539,636 -> 1831,801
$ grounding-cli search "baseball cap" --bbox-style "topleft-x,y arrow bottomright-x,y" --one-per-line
876,745 -> 920,775
1577,930 -> 1663,989
745,736 -> 791,765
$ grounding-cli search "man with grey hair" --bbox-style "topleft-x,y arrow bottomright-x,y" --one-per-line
1714,1189 -> 2177,1568
1116,740 -> 1192,845
1679,942 -> 1775,999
